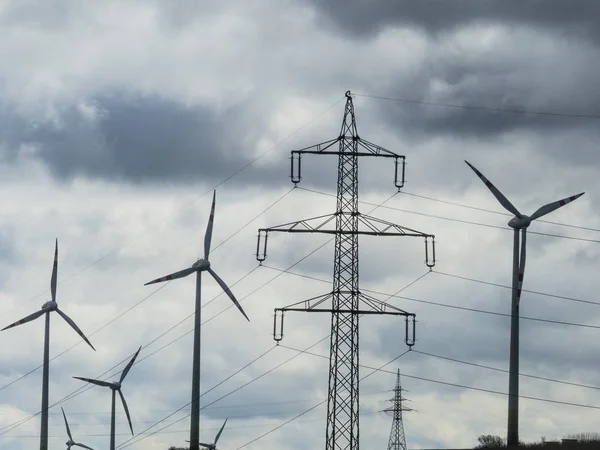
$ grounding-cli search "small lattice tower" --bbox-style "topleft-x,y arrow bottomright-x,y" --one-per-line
385,369 -> 411,450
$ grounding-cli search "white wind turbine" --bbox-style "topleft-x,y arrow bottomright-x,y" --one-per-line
1,239 -> 95,450
61,407 -> 94,450
144,190 -> 249,450
465,160 -> 584,446
186,418 -> 228,450
73,346 -> 141,450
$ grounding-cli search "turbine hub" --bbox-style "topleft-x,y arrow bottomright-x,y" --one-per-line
112,381 -> 121,390
192,259 -> 210,271
508,215 -> 531,229
41,301 -> 57,311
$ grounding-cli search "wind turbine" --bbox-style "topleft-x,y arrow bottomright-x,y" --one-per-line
61,407 -> 94,450
1,239 -> 95,450
465,160 -> 584,446
186,418 -> 228,450
144,190 -> 249,450
73,346 -> 141,450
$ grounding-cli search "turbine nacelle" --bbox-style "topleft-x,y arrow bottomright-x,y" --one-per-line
192,259 -> 210,271
508,216 -> 531,229
41,300 -> 57,311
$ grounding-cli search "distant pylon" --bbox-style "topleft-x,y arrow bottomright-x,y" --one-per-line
384,369 -> 412,450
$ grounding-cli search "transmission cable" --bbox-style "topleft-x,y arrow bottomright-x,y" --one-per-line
280,346 -> 600,411
399,191 -> 600,233
261,265 -> 600,331
432,270 -> 600,307
410,350 -> 600,391
354,93 -> 600,120
296,187 -> 600,244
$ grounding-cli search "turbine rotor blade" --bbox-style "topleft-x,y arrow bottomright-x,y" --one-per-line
118,389 -> 134,435
61,407 -> 73,441
144,266 -> 197,285
214,418 -> 227,444
73,376 -> 114,388
56,308 -> 95,351
204,190 -> 216,260
2,309 -> 46,331
73,443 -> 94,450
198,443 -> 212,449
207,268 -> 249,321
120,346 -> 142,383
516,228 -> 527,306
529,192 -> 585,221
51,239 -> 58,303
465,160 -> 522,218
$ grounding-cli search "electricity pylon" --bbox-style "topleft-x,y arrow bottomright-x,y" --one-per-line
384,369 -> 412,450
256,91 -> 435,450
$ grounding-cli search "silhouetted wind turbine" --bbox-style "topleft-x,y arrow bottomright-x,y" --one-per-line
465,160 -> 584,446
144,190 -> 249,450
61,407 -> 94,450
1,239 -> 95,450
73,346 -> 141,450
186,418 -> 228,450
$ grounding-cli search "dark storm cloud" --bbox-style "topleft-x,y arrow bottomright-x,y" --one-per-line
306,0 -> 600,43
0,91 -> 286,186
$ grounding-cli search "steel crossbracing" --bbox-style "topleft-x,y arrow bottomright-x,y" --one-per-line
384,370 -> 412,450
256,91 -> 435,450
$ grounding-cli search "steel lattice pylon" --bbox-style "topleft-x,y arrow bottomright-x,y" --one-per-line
256,91 -> 436,450
385,370 -> 412,450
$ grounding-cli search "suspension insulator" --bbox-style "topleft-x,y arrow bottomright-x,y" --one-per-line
405,315 -> 416,347
394,156 -> 406,190
273,309 -> 285,342
290,151 -> 302,185
425,236 -> 436,268
256,230 -> 269,263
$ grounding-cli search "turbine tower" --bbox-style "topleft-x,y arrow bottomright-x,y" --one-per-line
384,370 -> 411,450
1,239 -> 96,450
465,160 -> 584,446
144,190 -> 249,450
61,407 -> 94,450
74,346 -> 141,450
256,91 -> 436,450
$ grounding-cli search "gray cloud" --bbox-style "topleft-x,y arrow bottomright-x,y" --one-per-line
305,0 -> 600,43
0,91 -> 288,187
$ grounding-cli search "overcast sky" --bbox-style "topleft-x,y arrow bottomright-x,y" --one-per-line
1,1 -> 600,449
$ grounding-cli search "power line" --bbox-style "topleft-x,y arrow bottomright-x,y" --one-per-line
261,265 -> 600,331
411,350 -> 600,392
280,346 -> 600,411
354,93 -> 600,120
296,187 -> 600,244
433,270 -> 600,308
400,191 -> 600,234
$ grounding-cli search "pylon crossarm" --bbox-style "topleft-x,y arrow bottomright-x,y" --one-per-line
290,138 -> 406,187
357,138 -> 404,159
357,214 -> 434,238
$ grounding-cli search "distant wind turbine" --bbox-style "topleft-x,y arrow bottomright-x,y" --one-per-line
144,190 -> 249,450
1,239 -> 95,450
61,407 -> 94,450
465,160 -> 584,447
73,346 -> 141,450
186,418 -> 228,450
